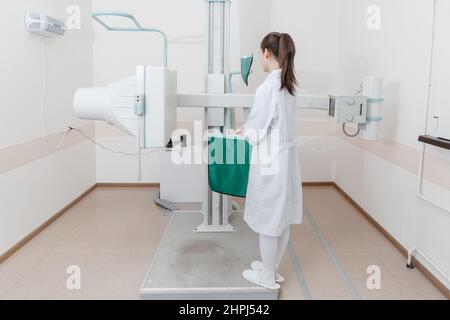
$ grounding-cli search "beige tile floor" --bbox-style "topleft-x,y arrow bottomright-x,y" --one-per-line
0,186 -> 446,300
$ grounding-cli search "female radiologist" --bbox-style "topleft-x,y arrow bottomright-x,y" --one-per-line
236,32 -> 303,290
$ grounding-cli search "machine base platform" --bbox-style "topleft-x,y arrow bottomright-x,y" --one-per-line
140,211 -> 278,300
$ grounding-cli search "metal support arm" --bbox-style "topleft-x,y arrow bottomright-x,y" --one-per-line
177,93 -> 330,110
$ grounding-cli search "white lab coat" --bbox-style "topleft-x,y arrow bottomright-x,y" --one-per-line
243,69 -> 303,237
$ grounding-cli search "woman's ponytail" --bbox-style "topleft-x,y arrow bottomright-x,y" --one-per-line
261,32 -> 298,95
278,33 -> 298,95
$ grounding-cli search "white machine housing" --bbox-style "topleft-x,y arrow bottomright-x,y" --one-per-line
73,66 -> 177,148
359,76 -> 383,141
328,76 -> 383,140
328,95 -> 368,124
24,12 -> 66,37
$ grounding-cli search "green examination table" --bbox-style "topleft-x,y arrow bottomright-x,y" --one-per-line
208,134 -> 252,198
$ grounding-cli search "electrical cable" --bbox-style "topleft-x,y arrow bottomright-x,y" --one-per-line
342,122 -> 360,138
68,126 -> 165,156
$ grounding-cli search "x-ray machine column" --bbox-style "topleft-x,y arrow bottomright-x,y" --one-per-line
195,0 -> 235,232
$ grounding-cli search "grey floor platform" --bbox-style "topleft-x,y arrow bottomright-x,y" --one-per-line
140,211 -> 278,300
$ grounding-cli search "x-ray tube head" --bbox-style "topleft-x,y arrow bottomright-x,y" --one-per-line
73,66 -> 178,148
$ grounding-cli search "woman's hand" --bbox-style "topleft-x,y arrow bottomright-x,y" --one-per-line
234,127 -> 244,135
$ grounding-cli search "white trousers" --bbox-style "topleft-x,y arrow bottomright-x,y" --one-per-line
259,226 -> 290,282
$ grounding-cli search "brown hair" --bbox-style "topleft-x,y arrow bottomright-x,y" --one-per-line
260,32 -> 298,95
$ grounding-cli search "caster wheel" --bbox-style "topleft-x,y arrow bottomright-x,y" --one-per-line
406,263 -> 414,269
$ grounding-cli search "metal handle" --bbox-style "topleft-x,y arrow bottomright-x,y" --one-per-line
92,11 -> 168,67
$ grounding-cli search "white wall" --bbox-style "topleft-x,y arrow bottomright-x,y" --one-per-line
334,0 -> 450,287
429,1 -> 450,142
0,1 -> 95,255
271,0 -> 340,95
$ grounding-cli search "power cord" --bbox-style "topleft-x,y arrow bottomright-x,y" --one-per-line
68,126 -> 165,156
342,123 -> 360,137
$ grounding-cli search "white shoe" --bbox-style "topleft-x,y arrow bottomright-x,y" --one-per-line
251,261 -> 285,283
242,269 -> 280,290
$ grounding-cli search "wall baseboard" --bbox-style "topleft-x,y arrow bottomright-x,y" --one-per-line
302,181 -> 335,187
96,183 -> 160,188
0,184 -> 97,264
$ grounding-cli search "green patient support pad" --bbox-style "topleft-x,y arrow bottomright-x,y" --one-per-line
208,134 -> 251,198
